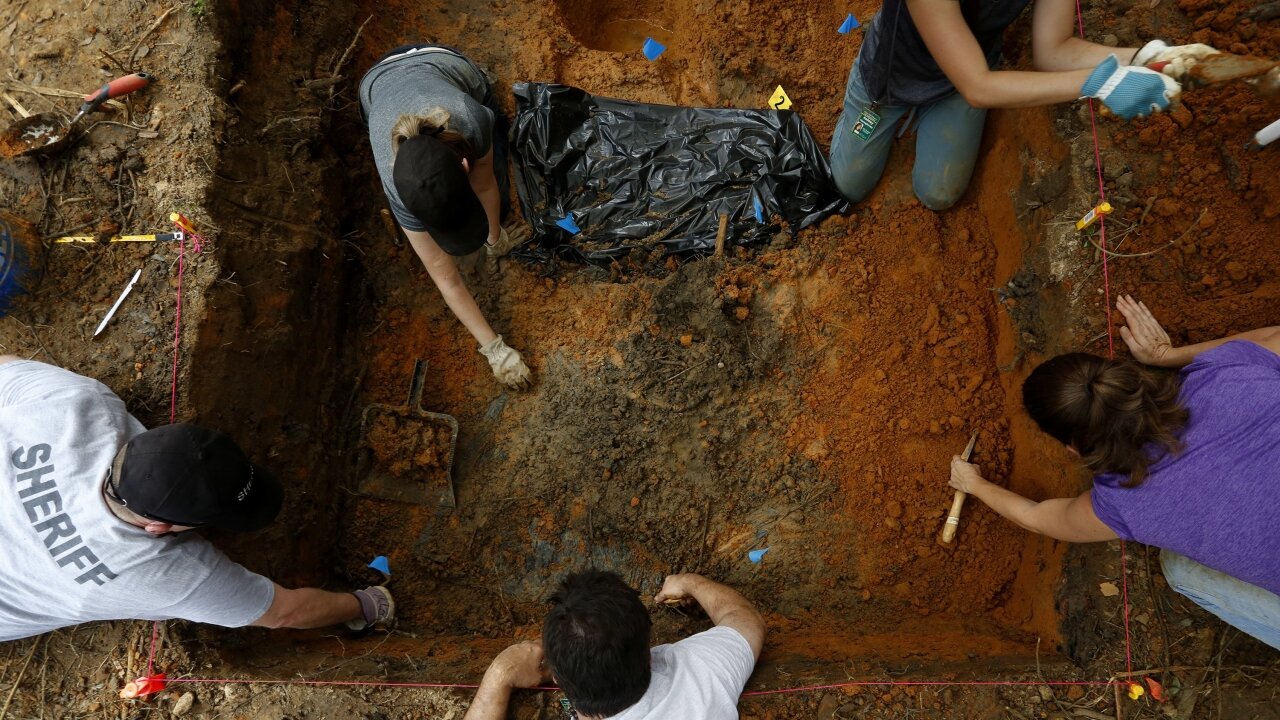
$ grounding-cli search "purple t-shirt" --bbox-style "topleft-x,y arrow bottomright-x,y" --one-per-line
1090,341 -> 1280,595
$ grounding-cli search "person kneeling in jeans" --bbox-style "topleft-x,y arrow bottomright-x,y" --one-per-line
949,296 -> 1280,649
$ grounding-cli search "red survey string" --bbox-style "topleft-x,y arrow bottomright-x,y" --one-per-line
146,217 -> 206,676
158,675 -> 1121,696
1073,0 -> 1132,677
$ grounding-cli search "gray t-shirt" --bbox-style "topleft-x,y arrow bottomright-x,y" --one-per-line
0,361 -> 275,642
358,47 -> 494,232
610,626 -> 757,720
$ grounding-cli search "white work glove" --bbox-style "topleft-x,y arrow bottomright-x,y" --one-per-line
479,335 -> 532,389
1131,40 -> 1220,80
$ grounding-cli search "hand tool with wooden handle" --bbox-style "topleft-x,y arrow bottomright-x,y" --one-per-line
941,430 -> 979,544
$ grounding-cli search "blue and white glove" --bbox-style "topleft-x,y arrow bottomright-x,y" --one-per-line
1081,55 -> 1181,120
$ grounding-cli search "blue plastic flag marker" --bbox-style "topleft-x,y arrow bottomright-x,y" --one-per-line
368,555 -> 391,576
642,37 -> 667,61
555,215 -> 581,234
838,13 -> 860,34
748,547 -> 770,564
753,197 -> 764,224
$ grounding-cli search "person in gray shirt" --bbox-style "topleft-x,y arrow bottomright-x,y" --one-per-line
0,357 -> 394,641
359,45 -> 532,389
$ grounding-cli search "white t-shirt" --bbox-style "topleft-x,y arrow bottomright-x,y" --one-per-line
0,361 -> 275,642
610,626 -> 757,720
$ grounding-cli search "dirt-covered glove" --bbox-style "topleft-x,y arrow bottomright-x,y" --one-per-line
485,225 -> 532,276
1081,55 -> 1180,119
486,225 -> 531,260
479,335 -> 532,389
347,586 -> 395,631
1132,40 -> 1220,80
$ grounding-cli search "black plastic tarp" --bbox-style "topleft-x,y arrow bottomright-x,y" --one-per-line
510,83 -> 848,263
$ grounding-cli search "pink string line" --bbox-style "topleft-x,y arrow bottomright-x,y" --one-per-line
147,218 -> 207,677
159,676 -> 1121,696
138,42 -> 1147,691
168,232 -> 186,425
1073,0 -> 1132,676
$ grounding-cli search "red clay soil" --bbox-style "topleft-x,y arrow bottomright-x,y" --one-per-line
318,0 -> 1087,675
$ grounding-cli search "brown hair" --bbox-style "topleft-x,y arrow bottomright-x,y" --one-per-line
390,107 -> 474,159
1022,353 -> 1189,487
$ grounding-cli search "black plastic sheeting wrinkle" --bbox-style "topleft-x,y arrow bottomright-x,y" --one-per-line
510,83 -> 848,264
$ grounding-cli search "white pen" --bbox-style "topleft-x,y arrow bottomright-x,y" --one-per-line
94,268 -> 142,338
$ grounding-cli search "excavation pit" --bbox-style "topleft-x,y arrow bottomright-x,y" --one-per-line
9,0 -> 1280,715
173,0 -> 1101,692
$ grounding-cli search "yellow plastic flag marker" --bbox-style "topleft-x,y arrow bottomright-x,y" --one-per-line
1127,682 -> 1145,700
1075,201 -> 1113,231
768,85 -> 793,110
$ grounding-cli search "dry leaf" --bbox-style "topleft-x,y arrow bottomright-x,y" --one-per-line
1099,581 -> 1120,597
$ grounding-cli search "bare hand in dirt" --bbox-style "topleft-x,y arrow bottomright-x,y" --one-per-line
655,573 -> 702,606
488,641 -> 550,690
1117,295 -> 1174,366
949,457 -> 986,494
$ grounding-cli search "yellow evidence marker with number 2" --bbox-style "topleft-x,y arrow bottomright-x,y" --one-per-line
768,85 -> 793,110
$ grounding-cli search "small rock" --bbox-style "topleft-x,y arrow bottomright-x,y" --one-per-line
629,496 -> 640,507
1224,261 -> 1247,281
1152,198 -> 1179,217
1170,104 -> 1193,129
172,692 -> 194,717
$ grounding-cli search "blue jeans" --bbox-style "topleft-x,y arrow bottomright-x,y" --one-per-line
829,63 -> 987,211
1161,550 -> 1280,650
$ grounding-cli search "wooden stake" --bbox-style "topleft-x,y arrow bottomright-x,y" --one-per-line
1,92 -> 31,118
941,430 -> 979,543
380,209 -> 403,247
714,213 -> 728,257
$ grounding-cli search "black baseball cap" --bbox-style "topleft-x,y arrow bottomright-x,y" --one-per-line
392,134 -> 488,256
113,424 -> 283,532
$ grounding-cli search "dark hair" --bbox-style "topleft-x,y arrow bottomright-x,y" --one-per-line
543,570 -> 652,716
1023,353 -> 1189,487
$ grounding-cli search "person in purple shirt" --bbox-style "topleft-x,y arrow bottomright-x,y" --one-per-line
949,295 -> 1280,649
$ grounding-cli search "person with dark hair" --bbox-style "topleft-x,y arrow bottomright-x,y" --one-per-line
829,0 -> 1219,210
0,357 -> 394,641
949,296 -> 1280,649
359,45 -> 532,389
464,571 -> 765,719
